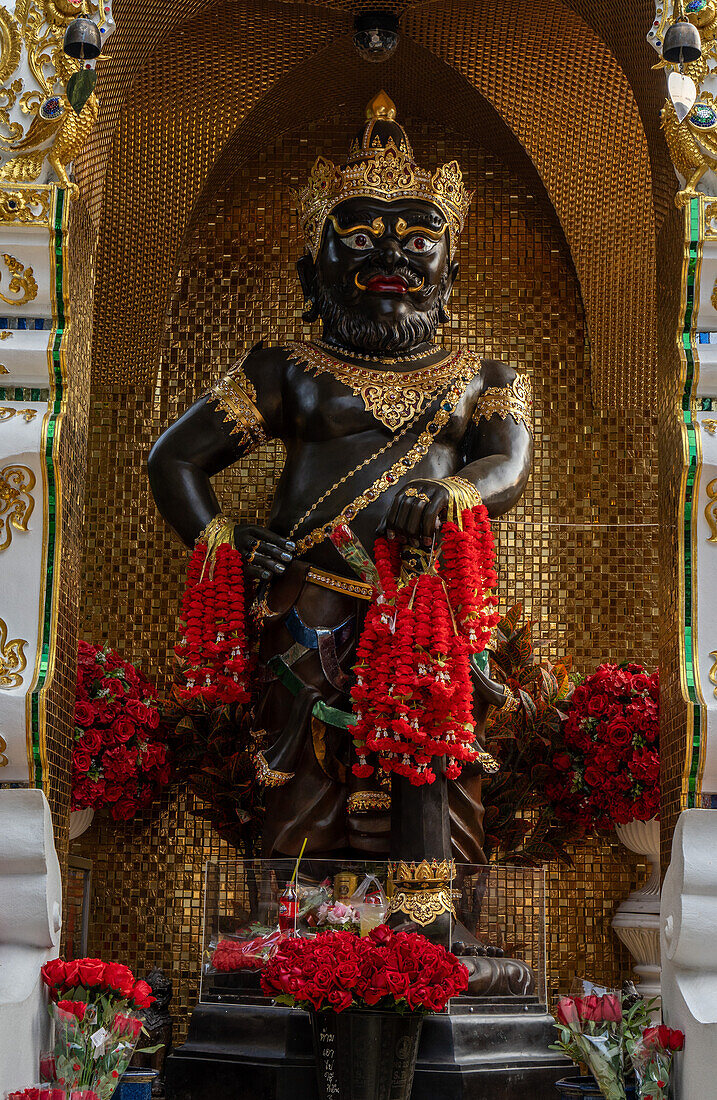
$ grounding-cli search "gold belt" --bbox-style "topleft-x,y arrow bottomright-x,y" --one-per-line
306,566 -> 373,601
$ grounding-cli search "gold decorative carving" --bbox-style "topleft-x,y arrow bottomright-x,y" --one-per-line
0,463 -> 35,551
706,478 -> 717,543
0,0 -> 104,196
706,201 -> 717,239
702,419 -> 717,435
287,341 -> 463,431
0,186 -> 51,224
347,790 -> 391,814
0,332 -> 12,340
473,373 -> 533,430
0,407 -> 36,422
0,732 -> 7,767
709,651 -> 717,700
0,617 -> 27,688
387,859 -> 457,926
391,859 -> 454,883
0,365 -> 7,374
0,253 -> 37,305
0,9 -> 23,87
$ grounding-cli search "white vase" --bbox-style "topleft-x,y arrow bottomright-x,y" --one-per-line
69,807 -> 94,841
612,816 -> 661,1005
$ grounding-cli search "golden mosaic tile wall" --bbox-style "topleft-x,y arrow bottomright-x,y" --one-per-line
75,114 -> 655,1034
44,198 -> 96,879
75,0 -> 657,409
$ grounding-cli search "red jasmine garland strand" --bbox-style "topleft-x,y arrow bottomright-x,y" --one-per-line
174,516 -> 251,708
351,502 -> 500,786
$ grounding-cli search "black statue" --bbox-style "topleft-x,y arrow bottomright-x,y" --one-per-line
149,93 -> 532,942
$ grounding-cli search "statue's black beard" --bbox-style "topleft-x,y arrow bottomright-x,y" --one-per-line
315,283 -> 443,355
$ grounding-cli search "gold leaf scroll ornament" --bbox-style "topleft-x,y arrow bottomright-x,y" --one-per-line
0,254 -> 37,305
0,617 -> 27,688
0,463 -> 35,550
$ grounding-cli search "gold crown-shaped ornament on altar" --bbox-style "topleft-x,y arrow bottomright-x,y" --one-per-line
292,91 -> 473,259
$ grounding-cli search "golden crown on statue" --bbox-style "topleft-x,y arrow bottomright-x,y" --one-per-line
292,91 -> 473,259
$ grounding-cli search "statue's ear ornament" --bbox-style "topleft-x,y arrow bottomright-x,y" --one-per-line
292,92 -> 473,261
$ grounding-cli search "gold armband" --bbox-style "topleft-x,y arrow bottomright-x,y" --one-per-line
472,373 -> 532,431
208,351 -> 269,452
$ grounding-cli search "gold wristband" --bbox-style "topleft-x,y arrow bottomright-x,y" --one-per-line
196,514 -> 236,580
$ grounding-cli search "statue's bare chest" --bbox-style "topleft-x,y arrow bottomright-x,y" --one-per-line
284,357 -> 481,445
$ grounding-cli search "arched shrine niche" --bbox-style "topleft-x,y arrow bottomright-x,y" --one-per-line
77,64 -> 657,1021
82,2 -> 657,411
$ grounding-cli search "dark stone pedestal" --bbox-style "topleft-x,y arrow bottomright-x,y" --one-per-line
165,995 -> 569,1100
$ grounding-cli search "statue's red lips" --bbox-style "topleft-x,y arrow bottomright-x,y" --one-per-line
364,274 -> 409,294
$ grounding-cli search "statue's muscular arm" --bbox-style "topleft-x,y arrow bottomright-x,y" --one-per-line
386,360 -> 532,543
147,345 -> 293,579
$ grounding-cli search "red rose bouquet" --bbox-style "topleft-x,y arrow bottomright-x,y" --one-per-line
545,663 -> 659,834
261,925 -> 469,1014
552,992 -> 682,1100
72,640 -> 171,822
553,993 -> 626,1100
629,1024 -> 684,1100
41,957 -> 161,1100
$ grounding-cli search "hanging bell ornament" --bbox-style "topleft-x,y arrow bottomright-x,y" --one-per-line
662,18 -> 702,64
63,15 -> 102,61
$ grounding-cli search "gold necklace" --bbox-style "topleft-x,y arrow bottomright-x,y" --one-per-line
313,337 -> 442,365
293,350 -> 482,554
285,342 -> 463,431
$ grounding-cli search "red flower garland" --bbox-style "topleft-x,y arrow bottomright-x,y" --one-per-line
350,503 -> 500,786
174,540 -> 251,707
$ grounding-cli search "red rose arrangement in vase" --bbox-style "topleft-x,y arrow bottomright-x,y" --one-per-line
39,957 -> 160,1100
72,641 -> 171,822
261,925 -> 469,1013
545,663 -> 659,834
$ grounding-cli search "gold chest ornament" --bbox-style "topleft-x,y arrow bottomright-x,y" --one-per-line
285,341 -> 465,431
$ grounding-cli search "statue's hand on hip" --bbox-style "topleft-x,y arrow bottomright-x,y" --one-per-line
384,479 -> 450,547
234,524 -> 295,581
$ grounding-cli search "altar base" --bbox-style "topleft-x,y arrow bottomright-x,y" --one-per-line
165,998 -> 568,1100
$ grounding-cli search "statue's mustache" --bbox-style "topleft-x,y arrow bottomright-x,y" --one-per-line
352,262 -> 426,292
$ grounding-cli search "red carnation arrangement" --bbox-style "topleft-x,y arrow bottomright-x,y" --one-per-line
174,535 -> 250,708
72,641 -> 171,822
545,662 -> 659,834
39,957 -> 160,1100
347,503 -> 500,787
261,925 -> 469,1014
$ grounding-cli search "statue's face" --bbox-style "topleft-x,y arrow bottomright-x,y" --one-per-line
300,197 -> 458,355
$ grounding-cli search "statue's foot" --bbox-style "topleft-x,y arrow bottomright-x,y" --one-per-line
457,952 -> 536,997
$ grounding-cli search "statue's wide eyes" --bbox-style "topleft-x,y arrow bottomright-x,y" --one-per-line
404,234 -> 438,254
343,232 -> 374,251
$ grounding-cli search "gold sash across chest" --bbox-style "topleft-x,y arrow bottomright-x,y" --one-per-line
285,341 -> 466,431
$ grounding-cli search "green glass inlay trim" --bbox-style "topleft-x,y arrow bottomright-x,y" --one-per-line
683,200 -> 704,807
0,387 -> 50,403
30,188 -> 64,789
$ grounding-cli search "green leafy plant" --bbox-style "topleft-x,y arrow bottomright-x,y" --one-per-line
482,604 -> 581,864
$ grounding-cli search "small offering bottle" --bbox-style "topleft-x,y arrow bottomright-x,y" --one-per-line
278,880 -> 299,935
